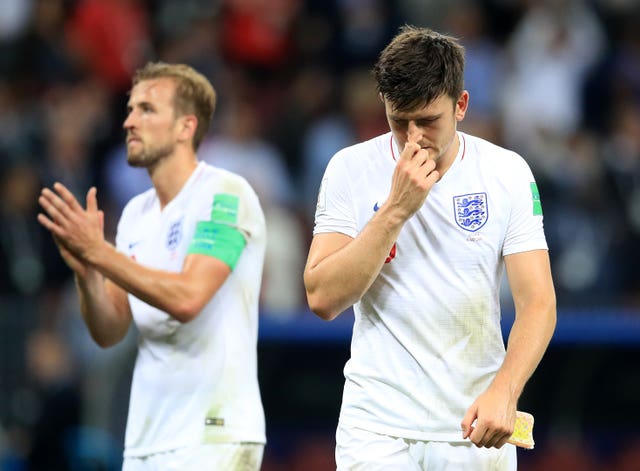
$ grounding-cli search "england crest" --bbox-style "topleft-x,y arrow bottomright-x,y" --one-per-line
453,192 -> 488,232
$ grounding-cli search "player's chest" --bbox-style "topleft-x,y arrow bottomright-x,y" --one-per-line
123,208 -> 195,270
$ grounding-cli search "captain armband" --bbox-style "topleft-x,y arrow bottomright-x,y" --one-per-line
187,221 -> 247,270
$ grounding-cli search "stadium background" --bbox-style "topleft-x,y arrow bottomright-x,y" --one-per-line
0,0 -> 639,469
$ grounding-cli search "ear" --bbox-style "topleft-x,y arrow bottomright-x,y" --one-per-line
177,115 -> 198,144
455,91 -> 469,121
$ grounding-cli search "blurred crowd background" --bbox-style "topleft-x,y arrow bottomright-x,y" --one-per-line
1,0 -> 639,469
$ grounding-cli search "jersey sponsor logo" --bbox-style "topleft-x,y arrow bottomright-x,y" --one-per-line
453,192 -> 488,232
373,201 -> 396,263
167,218 -> 183,251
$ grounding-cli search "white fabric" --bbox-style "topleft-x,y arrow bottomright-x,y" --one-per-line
314,131 -> 547,442
122,443 -> 264,471
115,161 -> 266,457
336,423 -> 516,471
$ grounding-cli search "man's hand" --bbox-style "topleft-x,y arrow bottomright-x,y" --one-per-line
461,384 -> 517,449
384,138 -> 439,221
38,183 -> 105,265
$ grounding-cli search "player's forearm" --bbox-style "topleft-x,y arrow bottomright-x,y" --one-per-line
491,298 -> 556,400
75,271 -> 130,348
305,206 -> 406,320
85,241 -> 209,322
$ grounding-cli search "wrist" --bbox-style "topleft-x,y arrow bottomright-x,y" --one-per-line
377,202 -> 412,227
84,240 -> 112,268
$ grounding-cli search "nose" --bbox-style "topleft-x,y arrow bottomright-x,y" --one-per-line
407,120 -> 421,142
123,110 -> 135,130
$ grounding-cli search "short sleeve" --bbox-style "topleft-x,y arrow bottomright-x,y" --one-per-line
188,177 -> 264,270
313,152 -> 358,238
502,155 -> 549,256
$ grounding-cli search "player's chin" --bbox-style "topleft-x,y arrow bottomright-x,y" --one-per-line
127,153 -> 146,168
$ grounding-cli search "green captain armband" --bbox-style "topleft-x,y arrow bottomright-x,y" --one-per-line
187,221 -> 247,270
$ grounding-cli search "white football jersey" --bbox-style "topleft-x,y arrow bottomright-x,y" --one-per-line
115,162 -> 266,457
314,132 -> 548,441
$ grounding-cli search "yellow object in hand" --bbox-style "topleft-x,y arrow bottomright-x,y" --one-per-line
507,411 -> 535,449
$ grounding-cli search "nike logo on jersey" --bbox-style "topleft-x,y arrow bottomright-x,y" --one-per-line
373,201 -> 396,263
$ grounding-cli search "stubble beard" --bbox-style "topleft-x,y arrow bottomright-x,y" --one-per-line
127,141 -> 175,168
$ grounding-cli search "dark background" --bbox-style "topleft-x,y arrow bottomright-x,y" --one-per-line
1,0 -> 640,469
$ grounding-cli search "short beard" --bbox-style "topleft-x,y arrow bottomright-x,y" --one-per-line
127,142 -> 174,168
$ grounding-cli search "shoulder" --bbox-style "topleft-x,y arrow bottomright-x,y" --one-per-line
199,163 -> 260,201
461,132 -> 531,173
328,132 -> 393,171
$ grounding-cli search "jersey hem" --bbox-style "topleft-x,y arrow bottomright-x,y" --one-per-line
339,417 -> 469,443
124,434 -> 267,458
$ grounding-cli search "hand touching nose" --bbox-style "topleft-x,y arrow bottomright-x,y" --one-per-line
384,136 -> 439,221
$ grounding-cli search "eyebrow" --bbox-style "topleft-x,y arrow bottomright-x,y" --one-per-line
389,113 -> 442,121
126,101 -> 153,112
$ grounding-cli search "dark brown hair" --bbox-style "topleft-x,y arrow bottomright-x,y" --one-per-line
373,25 -> 465,112
132,62 -> 216,150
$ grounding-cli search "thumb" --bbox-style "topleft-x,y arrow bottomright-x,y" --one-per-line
461,404 -> 478,439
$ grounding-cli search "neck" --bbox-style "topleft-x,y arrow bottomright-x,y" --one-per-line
435,132 -> 460,177
148,149 -> 199,208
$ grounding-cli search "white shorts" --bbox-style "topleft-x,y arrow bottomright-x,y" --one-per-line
122,443 -> 264,471
336,424 -> 517,470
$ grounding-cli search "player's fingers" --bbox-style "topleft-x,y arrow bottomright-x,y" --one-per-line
86,187 -> 98,213
37,213 -> 64,237
411,148 -> 429,166
53,182 -> 83,211
480,428 -> 501,448
494,434 -> 510,449
41,188 -> 75,220
489,429 -> 512,449
399,141 -> 421,162
469,423 -> 490,448
39,193 -> 67,223
461,407 -> 477,439
424,169 -> 440,187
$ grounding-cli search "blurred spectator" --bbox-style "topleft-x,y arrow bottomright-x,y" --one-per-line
220,0 -> 301,72
334,0 -> 402,70
0,161 -> 69,296
300,67 -> 387,219
499,0 -> 606,167
155,15 -> 224,84
24,330 -> 81,471
3,0 -> 76,90
40,78 -> 110,198
541,131 -> 622,303
0,0 -> 32,42
200,93 -> 307,315
64,0 -> 151,94
445,1 -> 504,143
601,101 -> 640,300
268,63 -> 340,182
